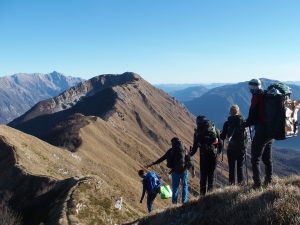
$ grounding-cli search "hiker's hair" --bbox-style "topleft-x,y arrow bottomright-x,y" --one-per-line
230,105 -> 240,116
138,169 -> 144,177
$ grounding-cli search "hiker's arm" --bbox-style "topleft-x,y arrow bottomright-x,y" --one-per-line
245,96 -> 258,127
190,131 -> 199,156
190,146 -> 198,156
140,180 -> 146,203
220,121 -> 228,140
149,151 -> 168,166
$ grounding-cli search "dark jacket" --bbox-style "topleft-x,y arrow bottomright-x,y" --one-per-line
152,142 -> 188,173
152,148 -> 173,165
190,126 -> 221,157
221,115 -> 246,149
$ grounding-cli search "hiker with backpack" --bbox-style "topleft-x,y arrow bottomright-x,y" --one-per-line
190,115 -> 222,196
146,137 -> 190,204
138,169 -> 161,213
220,105 -> 247,185
244,78 -> 274,188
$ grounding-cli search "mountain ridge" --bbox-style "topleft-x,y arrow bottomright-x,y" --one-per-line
9,72 -> 196,151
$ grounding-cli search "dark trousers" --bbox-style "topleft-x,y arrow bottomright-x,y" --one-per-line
147,188 -> 159,213
251,125 -> 274,186
227,147 -> 245,185
200,150 -> 217,195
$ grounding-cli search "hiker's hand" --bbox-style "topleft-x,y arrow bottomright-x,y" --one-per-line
145,163 -> 152,168
242,121 -> 248,129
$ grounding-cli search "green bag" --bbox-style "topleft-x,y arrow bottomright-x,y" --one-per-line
160,185 -> 172,199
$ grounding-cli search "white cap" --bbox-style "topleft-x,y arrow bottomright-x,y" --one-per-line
248,78 -> 261,87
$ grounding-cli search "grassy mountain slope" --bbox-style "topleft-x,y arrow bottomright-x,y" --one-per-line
3,73 -> 203,224
136,176 -> 300,225
0,124 -> 151,224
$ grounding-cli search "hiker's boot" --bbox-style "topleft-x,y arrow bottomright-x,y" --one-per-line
252,182 -> 261,190
238,180 -> 245,186
263,177 -> 272,187
200,186 -> 206,196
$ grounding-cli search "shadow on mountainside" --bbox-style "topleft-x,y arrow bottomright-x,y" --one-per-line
0,139 -> 79,225
45,113 -> 97,152
9,88 -> 117,151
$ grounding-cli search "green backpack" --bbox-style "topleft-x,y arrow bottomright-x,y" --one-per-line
160,185 -> 172,199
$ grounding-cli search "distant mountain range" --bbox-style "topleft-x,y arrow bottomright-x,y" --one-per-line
169,86 -> 208,102
155,83 -> 228,93
287,81 -> 300,86
0,71 -> 82,124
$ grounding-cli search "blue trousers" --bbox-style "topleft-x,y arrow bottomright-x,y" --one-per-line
147,189 -> 159,212
171,170 -> 189,204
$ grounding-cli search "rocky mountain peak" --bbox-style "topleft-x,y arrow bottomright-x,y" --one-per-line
0,72 -> 82,124
9,72 -> 195,152
9,72 -> 143,124
87,72 -> 141,91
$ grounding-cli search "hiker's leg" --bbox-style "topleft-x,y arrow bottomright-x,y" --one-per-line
147,193 -> 155,213
227,149 -> 235,185
181,170 -> 189,203
262,138 -> 273,185
237,150 -> 245,184
171,172 -> 180,204
207,155 -> 217,192
251,126 -> 265,187
200,154 -> 207,195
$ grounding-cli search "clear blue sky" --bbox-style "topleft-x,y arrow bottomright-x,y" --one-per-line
1,0 -> 300,83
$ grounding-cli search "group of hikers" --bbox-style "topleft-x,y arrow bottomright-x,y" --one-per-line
138,78 -> 296,213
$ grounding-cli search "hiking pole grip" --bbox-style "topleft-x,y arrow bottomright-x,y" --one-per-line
221,140 -> 224,162
246,126 -> 252,185
248,126 -> 253,141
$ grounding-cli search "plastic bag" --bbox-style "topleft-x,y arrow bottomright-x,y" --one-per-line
160,185 -> 172,199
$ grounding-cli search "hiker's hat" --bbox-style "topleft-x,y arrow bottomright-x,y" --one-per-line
248,78 -> 262,94
171,137 -> 180,144
196,115 -> 208,125
138,169 -> 144,176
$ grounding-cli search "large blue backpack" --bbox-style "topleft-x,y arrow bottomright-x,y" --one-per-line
145,172 -> 161,193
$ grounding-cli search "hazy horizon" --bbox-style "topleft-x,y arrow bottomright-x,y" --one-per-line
1,71 -> 300,85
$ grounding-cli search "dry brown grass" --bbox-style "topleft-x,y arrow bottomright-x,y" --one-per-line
137,176 -> 300,225
0,201 -> 21,225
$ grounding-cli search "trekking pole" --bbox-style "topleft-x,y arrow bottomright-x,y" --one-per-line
221,140 -> 224,162
245,126 -> 253,186
220,140 -> 224,185
215,145 -> 221,188
213,147 -> 218,188
215,158 -> 218,188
